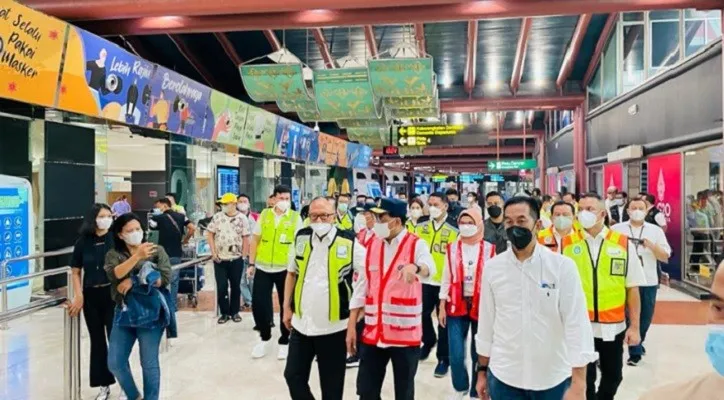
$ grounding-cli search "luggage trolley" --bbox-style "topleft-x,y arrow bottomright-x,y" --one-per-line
175,240 -> 210,308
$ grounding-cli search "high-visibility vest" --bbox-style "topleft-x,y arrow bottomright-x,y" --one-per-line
406,219 -> 418,233
415,218 -> 458,284
362,232 -> 423,347
356,229 -> 376,248
256,208 -> 298,270
303,217 -> 310,227
445,239 -> 495,320
562,229 -> 629,323
336,212 -> 353,231
292,228 -> 354,321
537,226 -> 562,253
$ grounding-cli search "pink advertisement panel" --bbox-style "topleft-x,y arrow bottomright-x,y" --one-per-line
647,153 -> 682,280
603,162 -> 623,191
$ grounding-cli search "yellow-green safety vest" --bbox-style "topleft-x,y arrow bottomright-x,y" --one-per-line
415,218 -> 458,283
256,208 -> 299,270
406,219 -> 418,233
303,217 -> 310,227
293,228 -> 354,321
562,229 -> 629,324
336,212 -> 353,231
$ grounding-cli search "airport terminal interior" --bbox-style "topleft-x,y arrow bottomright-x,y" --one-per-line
1,0 -> 724,399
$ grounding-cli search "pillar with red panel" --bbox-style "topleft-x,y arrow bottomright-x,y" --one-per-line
572,106 -> 587,195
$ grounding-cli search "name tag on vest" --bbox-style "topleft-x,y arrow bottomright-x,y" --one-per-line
336,245 -> 349,259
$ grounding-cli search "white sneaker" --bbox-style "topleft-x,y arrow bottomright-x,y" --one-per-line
447,391 -> 466,400
278,344 -> 289,360
252,339 -> 270,359
94,386 -> 110,400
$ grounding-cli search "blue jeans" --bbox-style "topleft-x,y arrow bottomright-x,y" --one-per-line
107,319 -> 164,400
447,315 -> 478,397
169,257 -> 182,309
629,285 -> 658,357
240,260 -> 253,306
488,372 -> 570,400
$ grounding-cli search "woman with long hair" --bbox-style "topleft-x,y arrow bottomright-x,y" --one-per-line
67,203 -> 117,400
406,197 -> 425,232
105,213 -> 173,400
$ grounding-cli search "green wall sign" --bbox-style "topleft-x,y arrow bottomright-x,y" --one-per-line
487,159 -> 538,170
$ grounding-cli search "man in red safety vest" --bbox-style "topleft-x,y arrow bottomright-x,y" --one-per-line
347,198 -> 436,400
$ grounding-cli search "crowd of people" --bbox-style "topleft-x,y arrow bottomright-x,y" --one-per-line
66,185 -> 724,400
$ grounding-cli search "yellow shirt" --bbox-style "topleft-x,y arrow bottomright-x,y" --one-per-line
638,373 -> 724,400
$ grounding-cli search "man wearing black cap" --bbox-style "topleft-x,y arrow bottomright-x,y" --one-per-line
347,198 -> 435,400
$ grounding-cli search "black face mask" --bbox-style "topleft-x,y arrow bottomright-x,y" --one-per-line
506,226 -> 533,250
487,205 -> 502,218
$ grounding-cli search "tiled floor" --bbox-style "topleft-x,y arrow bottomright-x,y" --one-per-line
0,287 -> 714,400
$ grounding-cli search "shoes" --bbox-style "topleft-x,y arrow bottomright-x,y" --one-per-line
278,344 -> 289,360
94,386 -> 110,400
419,346 -> 433,361
217,315 -> 230,324
434,360 -> 450,378
447,391 -> 466,400
252,339 -> 270,359
119,391 -> 127,400
232,314 -> 242,323
627,355 -> 642,366
346,355 -> 360,368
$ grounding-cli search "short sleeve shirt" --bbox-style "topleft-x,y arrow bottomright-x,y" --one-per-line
207,212 -> 250,260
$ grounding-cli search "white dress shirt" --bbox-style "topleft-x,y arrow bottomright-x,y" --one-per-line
350,229 -> 435,348
476,244 -> 597,391
582,226 -> 646,341
287,226 -> 366,336
440,241 -> 481,299
611,221 -> 670,287
253,209 -> 303,273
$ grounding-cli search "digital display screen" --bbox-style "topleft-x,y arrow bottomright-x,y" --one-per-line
217,166 -> 240,198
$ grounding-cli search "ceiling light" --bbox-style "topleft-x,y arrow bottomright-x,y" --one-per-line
440,74 -> 453,89
483,112 -> 494,127
515,111 -> 524,125
533,79 -> 546,88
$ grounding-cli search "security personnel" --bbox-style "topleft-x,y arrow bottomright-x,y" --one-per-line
249,184 -> 303,361
415,192 -> 458,377
561,193 -> 645,400
335,193 -> 354,231
537,201 -> 578,253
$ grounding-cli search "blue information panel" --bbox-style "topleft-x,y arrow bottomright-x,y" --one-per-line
0,187 -> 29,290
216,166 -> 240,198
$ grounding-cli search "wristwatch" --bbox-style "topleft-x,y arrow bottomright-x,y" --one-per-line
476,364 -> 488,374
415,264 -> 421,274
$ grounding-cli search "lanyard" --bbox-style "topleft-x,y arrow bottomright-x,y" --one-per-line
629,224 -> 645,259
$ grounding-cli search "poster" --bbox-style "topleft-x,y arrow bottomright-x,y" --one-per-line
0,1 -> 67,108
325,135 -> 348,167
647,153 -> 682,280
141,65 -> 212,138
296,125 -> 316,162
241,106 -> 278,153
207,90 -> 248,146
273,117 -> 301,158
58,27 -> 154,125
603,162 -> 623,191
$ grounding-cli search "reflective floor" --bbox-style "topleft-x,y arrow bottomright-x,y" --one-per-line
0,285 -> 713,400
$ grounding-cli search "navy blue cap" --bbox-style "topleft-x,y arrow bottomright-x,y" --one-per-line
371,198 -> 407,219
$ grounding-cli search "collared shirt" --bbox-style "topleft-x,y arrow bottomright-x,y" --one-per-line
611,221 -> 670,287
207,211 -> 250,261
111,200 -> 131,216
440,241 -> 481,299
350,229 -> 435,348
582,226 -> 646,340
287,226 -> 366,336
639,373 -> 724,400
483,218 -> 508,254
475,244 -> 597,391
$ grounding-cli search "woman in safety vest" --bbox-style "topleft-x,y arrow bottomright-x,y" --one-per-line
438,208 -> 495,400
406,197 -> 425,232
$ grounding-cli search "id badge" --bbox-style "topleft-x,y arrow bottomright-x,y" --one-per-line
280,234 -> 287,243
336,245 -> 349,259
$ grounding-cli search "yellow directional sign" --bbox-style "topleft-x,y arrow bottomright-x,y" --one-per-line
397,124 -> 464,136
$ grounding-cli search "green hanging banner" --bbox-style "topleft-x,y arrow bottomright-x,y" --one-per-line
368,58 -> 435,98
338,117 -> 390,129
383,95 -> 437,110
277,97 -> 318,114
313,68 -> 381,120
240,64 -> 312,103
386,105 -> 440,120
347,127 -> 388,147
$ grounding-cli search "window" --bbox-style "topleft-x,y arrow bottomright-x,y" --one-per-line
649,10 -> 681,76
623,12 -> 644,22
622,24 -> 645,93
588,65 -> 602,110
684,9 -> 722,56
602,33 -> 618,102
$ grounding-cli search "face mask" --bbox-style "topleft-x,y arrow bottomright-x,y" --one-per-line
459,224 -> 478,238
429,206 -> 443,219
276,200 -> 290,212
96,217 -> 113,230
553,216 -> 573,231
237,203 -> 250,212
630,209 -> 646,222
506,226 -> 533,250
310,223 -> 332,237
613,199 -> 623,207
338,203 -> 349,213
706,325 -> 724,376
467,197 -> 475,204
487,205 -> 502,219
578,210 -> 599,229
152,208 -> 162,215
223,204 -> 236,214
124,230 -> 144,246
410,209 -> 423,219
373,221 -> 391,239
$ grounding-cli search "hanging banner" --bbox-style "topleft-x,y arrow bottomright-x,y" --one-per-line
58,27 -> 154,125
326,135 -> 348,167
241,106 -> 278,153
603,162 -> 623,191
273,117 -> 302,158
0,1 -> 68,108
368,58 -> 435,97
313,68 -> 381,120
208,90 -> 248,145
647,153 -> 682,280
295,125 -> 316,162
240,64 -> 312,103
141,66 -> 212,138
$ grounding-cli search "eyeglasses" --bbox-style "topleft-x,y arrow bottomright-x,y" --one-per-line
309,213 -> 334,221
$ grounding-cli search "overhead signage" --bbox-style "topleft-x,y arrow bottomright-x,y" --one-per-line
487,159 -> 538,171
397,124 -> 464,137
431,174 -> 448,183
398,136 -> 431,147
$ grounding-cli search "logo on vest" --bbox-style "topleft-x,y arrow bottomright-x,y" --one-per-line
296,241 -> 306,256
573,245 -> 582,255
544,236 -> 553,244
422,226 -> 430,234
606,247 -> 623,257
336,245 -> 349,259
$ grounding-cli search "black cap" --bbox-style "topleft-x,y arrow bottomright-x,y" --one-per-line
371,198 -> 407,219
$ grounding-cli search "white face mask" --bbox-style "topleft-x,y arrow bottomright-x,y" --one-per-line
96,217 -> 113,230
459,224 -> 478,238
353,215 -> 367,233
373,222 -> 391,239
338,203 -> 349,213
578,210 -> 599,229
222,204 -> 236,214
124,230 -> 144,246
630,209 -> 646,222
410,209 -> 423,219
237,203 -> 250,212
276,200 -> 290,212
613,199 -> 624,207
553,216 -> 573,231
310,223 -> 332,237
429,206 -> 443,219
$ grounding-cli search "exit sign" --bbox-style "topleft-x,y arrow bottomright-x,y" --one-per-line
487,159 -> 538,170
383,146 -> 399,156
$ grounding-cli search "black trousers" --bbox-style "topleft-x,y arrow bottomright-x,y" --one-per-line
284,329 -> 347,400
214,258 -> 243,316
357,344 -> 420,400
252,269 -> 290,344
422,284 -> 448,362
586,331 -> 625,400
82,285 -> 116,387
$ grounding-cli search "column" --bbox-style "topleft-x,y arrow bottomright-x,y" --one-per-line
537,137 -> 547,192
572,106 -> 587,194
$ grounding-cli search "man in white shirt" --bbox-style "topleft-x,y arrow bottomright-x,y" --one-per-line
282,197 -> 366,399
604,186 -> 617,220
563,193 -> 646,400
611,196 -> 671,366
475,196 -> 596,400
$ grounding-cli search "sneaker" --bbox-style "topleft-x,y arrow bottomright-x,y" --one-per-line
346,355 -> 360,368
252,339 -> 270,359
447,391 -> 466,400
217,315 -> 230,324
434,360 -> 449,378
94,386 -> 110,400
627,355 -> 642,366
419,346 -> 433,361
278,344 -> 289,360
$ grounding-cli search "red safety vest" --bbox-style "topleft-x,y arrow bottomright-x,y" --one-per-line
356,229 -> 376,248
362,232 -> 422,347
445,240 -> 495,320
